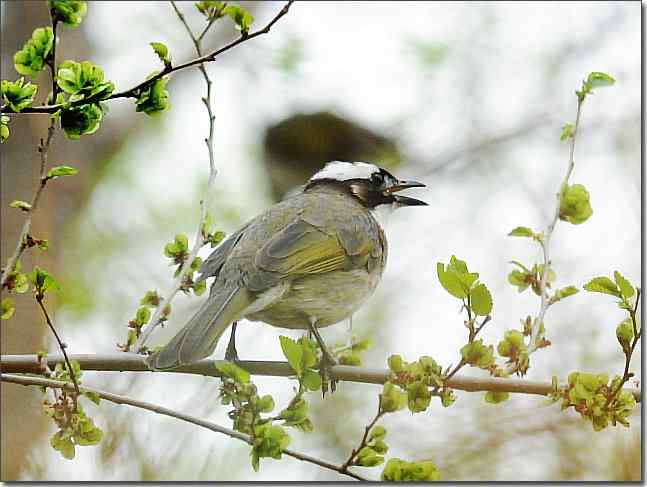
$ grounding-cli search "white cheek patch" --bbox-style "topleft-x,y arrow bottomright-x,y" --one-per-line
371,203 -> 397,229
310,161 -> 379,182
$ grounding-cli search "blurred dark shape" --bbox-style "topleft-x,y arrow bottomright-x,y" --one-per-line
262,112 -> 401,200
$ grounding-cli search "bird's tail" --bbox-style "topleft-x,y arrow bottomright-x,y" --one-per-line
145,285 -> 250,370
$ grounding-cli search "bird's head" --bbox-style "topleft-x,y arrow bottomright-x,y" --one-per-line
306,161 -> 427,209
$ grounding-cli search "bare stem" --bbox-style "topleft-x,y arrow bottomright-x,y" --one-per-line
2,2 -> 295,115
340,397 -> 384,473
605,289 -> 641,408
134,1 -> 223,352
35,297 -> 81,407
525,96 -> 584,361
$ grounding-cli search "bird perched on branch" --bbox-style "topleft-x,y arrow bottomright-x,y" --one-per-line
146,161 -> 427,375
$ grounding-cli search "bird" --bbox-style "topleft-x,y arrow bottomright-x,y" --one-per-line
145,161 -> 427,372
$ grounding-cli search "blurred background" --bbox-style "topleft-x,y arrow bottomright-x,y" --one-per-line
0,0 -> 641,481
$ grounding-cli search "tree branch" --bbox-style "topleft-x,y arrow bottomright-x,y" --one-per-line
0,373 -> 367,481
35,297 -> 81,407
523,93 -> 585,364
1,1 -> 295,115
133,0 -> 222,352
1,353 -> 640,402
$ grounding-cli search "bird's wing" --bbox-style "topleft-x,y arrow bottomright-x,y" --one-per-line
254,217 -> 380,276
197,223 -> 249,281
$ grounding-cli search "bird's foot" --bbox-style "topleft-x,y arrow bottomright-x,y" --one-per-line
319,353 -> 338,397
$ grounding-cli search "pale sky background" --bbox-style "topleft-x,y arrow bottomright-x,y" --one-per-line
9,1 -> 640,481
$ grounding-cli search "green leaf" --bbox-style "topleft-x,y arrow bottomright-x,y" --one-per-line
135,306 -> 151,325
369,425 -> 387,442
586,71 -> 615,89
224,4 -> 254,33
150,42 -> 171,69
9,200 -> 32,211
140,290 -> 161,307
460,339 -> 495,369
380,382 -> 408,413
1,297 -> 15,320
258,394 -> 275,413
616,319 -> 634,352
279,336 -> 303,376
556,285 -> 578,298
559,183 -> 592,225
49,0 -> 88,27
583,276 -> 621,297
56,60 -> 114,100
51,430 -> 76,459
60,103 -> 105,139
215,361 -> 250,384
382,458 -> 441,481
13,27 -> 54,78
406,380 -> 431,413
508,226 -> 534,237
1,78 -> 38,112
560,123 -> 574,141
470,283 -> 493,316
436,262 -> 467,299
301,369 -> 322,391
135,74 -> 170,116
485,391 -> 510,404
47,165 -> 78,179
195,1 -> 227,19
613,271 -> 634,299
27,266 -> 61,295
0,114 -> 9,143
387,354 -> 404,373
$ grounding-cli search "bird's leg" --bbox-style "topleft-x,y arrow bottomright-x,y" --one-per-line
307,318 -> 337,395
225,321 -> 240,362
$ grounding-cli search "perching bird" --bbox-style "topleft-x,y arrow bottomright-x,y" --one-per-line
146,161 -> 427,371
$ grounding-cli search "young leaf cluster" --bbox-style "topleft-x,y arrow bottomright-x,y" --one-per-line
49,0 -> 88,27
13,27 -> 54,78
1,78 -> 38,113
195,2 -> 255,34
216,361 -> 289,472
43,361 -> 104,460
381,457 -> 441,481
437,255 -> 492,316
135,73 -> 170,117
386,355 -> 453,412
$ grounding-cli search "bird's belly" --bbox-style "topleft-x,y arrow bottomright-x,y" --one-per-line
245,269 -> 381,329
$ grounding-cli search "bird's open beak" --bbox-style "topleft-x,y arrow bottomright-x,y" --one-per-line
386,180 -> 428,206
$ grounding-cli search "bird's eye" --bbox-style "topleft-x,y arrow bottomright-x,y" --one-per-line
370,173 -> 384,185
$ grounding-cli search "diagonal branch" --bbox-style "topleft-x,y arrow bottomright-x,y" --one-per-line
2,1 -> 295,115
0,373 -> 367,481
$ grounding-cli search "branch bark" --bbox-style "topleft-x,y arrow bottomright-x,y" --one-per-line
0,373 -> 367,481
1,353 -> 640,402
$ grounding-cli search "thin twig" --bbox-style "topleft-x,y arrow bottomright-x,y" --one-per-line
1,373 -> 367,481
1,15 -> 60,288
605,289 -> 641,408
1,353 -> 640,402
340,397 -> 384,473
134,1 -> 223,352
35,296 -> 81,408
525,96 -> 584,359
1,1 -> 295,115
